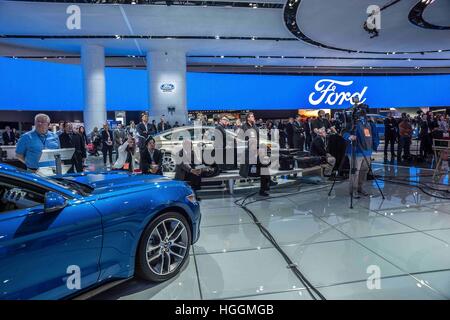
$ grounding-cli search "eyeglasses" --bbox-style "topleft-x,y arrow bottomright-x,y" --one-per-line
36,121 -> 49,125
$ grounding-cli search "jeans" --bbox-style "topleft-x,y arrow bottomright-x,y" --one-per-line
384,135 -> 396,157
102,146 -> 113,165
349,156 -> 370,194
397,136 -> 411,160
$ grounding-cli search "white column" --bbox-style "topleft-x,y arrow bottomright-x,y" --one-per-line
82,45 -> 106,134
147,51 -> 188,125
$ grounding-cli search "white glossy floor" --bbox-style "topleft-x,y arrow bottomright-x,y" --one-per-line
90,162 -> 450,300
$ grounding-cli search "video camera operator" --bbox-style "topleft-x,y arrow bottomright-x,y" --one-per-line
342,102 -> 379,198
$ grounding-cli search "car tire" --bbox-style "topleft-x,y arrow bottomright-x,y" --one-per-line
136,212 -> 192,282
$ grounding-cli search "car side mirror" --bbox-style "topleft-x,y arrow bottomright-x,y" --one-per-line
44,191 -> 67,213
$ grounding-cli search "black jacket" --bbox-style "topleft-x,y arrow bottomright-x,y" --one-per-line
136,122 -> 152,148
311,118 -> 331,134
214,124 -> 228,166
293,121 -> 305,139
239,121 -> 269,177
303,121 -> 311,137
384,117 -> 397,138
310,136 -> 327,157
157,122 -> 171,133
2,131 -> 16,145
59,132 -> 85,166
141,148 -> 163,175
101,129 -> 114,149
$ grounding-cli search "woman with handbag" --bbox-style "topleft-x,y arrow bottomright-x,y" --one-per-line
101,123 -> 114,168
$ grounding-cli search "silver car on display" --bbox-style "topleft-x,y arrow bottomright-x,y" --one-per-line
153,125 -> 277,173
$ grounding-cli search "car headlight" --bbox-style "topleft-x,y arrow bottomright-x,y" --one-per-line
186,193 -> 198,204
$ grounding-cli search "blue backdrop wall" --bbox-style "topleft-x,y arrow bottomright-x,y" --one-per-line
1,57 -> 449,111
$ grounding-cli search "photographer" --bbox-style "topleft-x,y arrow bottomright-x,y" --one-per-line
342,106 -> 379,198
113,136 -> 138,172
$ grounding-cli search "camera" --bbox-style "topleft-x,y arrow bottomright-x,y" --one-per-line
352,103 -> 369,119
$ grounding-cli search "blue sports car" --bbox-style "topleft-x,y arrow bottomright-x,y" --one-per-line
0,163 -> 201,300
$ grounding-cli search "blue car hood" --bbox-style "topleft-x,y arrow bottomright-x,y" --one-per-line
63,171 -> 173,194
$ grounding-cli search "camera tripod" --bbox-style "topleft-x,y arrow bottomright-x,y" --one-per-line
328,116 -> 385,209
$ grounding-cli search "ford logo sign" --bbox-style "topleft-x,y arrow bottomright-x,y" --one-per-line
160,83 -> 175,92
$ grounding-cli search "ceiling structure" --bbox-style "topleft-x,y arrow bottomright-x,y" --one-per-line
0,0 -> 449,73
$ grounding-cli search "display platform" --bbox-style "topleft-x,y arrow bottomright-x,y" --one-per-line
85,164 -> 450,300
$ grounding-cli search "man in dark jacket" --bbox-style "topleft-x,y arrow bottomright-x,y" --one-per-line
175,140 -> 202,198
157,117 -> 171,133
311,110 -> 331,137
419,113 -> 432,159
136,113 -> 152,149
293,115 -> 305,150
214,116 -> 230,171
2,126 -> 16,145
310,128 -> 336,176
136,112 -> 153,169
277,120 -> 287,149
239,112 -> 271,196
303,118 -> 312,151
59,122 -> 85,173
141,137 -> 163,175
285,117 -> 295,149
384,112 -> 397,160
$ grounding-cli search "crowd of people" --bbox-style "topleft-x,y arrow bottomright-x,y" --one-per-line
1,113 -> 175,175
2,109 -> 449,198
384,111 -> 450,163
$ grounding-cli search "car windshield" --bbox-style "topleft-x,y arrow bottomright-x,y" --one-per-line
2,168 -> 94,197
48,177 -> 94,196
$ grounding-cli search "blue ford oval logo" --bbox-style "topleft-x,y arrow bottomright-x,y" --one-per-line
160,83 -> 175,92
